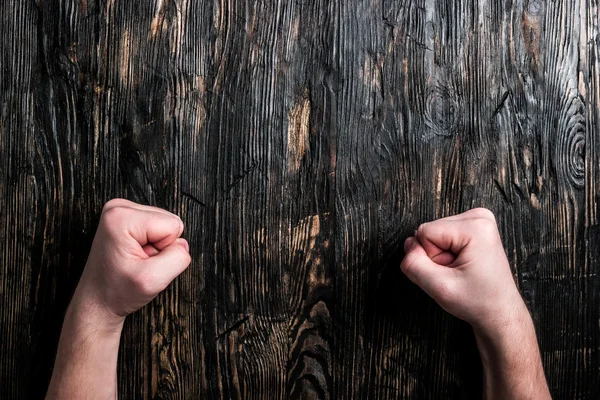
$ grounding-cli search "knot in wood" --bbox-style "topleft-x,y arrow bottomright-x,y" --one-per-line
557,96 -> 586,188
425,86 -> 460,137
56,51 -> 80,85
565,128 -> 586,188
526,0 -> 545,16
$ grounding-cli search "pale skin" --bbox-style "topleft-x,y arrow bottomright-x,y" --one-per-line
46,202 -> 550,399
401,208 -> 550,399
45,199 -> 192,400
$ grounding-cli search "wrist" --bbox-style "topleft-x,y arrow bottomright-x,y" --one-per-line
472,300 -> 536,365
67,289 -> 126,336
471,292 -> 530,340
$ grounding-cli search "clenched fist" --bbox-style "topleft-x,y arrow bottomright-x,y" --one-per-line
47,199 -> 192,399
401,208 -> 550,399
401,208 -> 524,333
71,198 -> 192,324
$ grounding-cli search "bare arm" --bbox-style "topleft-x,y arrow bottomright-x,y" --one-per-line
473,304 -> 549,399
46,199 -> 191,400
45,295 -> 124,399
401,208 -> 550,399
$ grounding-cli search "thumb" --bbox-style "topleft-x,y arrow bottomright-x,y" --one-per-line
400,237 -> 455,298
142,238 -> 192,290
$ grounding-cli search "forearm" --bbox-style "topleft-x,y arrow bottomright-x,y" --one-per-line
46,294 -> 124,400
474,303 -> 550,400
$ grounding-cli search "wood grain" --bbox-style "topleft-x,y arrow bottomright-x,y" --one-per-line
0,0 -> 598,398
0,2 -> 38,399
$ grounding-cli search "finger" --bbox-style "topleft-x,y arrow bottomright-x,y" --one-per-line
400,240 -> 455,297
406,236 -> 456,266
103,198 -> 181,220
141,238 -> 191,289
142,244 -> 160,257
431,251 -> 457,266
415,219 -> 473,257
413,231 -> 448,261
124,210 -> 185,250
412,212 -> 482,258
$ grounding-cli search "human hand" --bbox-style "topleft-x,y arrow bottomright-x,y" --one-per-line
400,208 -> 528,336
46,199 -> 191,399
70,199 -> 192,327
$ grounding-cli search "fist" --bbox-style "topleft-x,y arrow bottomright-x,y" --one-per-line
400,208 -> 527,333
73,199 -> 192,323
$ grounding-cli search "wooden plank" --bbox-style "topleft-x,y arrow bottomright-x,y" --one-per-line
29,1 -> 118,397
195,0 -> 292,396
489,0 -> 597,397
0,1 -> 39,398
357,0 -> 502,396
357,0 -> 501,397
584,0 -> 600,394
276,1 -> 337,398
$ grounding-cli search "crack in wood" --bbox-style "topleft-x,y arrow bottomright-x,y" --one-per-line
214,315 -> 250,341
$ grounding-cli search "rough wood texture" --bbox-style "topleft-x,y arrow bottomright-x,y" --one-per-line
1,0 -> 599,398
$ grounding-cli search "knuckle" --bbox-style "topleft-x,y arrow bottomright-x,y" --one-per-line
416,222 -> 430,238
102,205 -> 127,221
100,206 -> 129,233
476,217 -> 499,239
155,206 -> 178,219
472,207 -> 496,222
102,200 -> 116,212
102,198 -> 126,213
176,246 -> 192,266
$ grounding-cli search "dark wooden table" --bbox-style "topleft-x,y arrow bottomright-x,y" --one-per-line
1,0 -> 599,398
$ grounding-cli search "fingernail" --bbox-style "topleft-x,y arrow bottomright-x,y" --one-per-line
179,239 -> 189,252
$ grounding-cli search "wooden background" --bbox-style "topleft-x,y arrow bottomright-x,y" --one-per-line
1,0 -> 599,398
